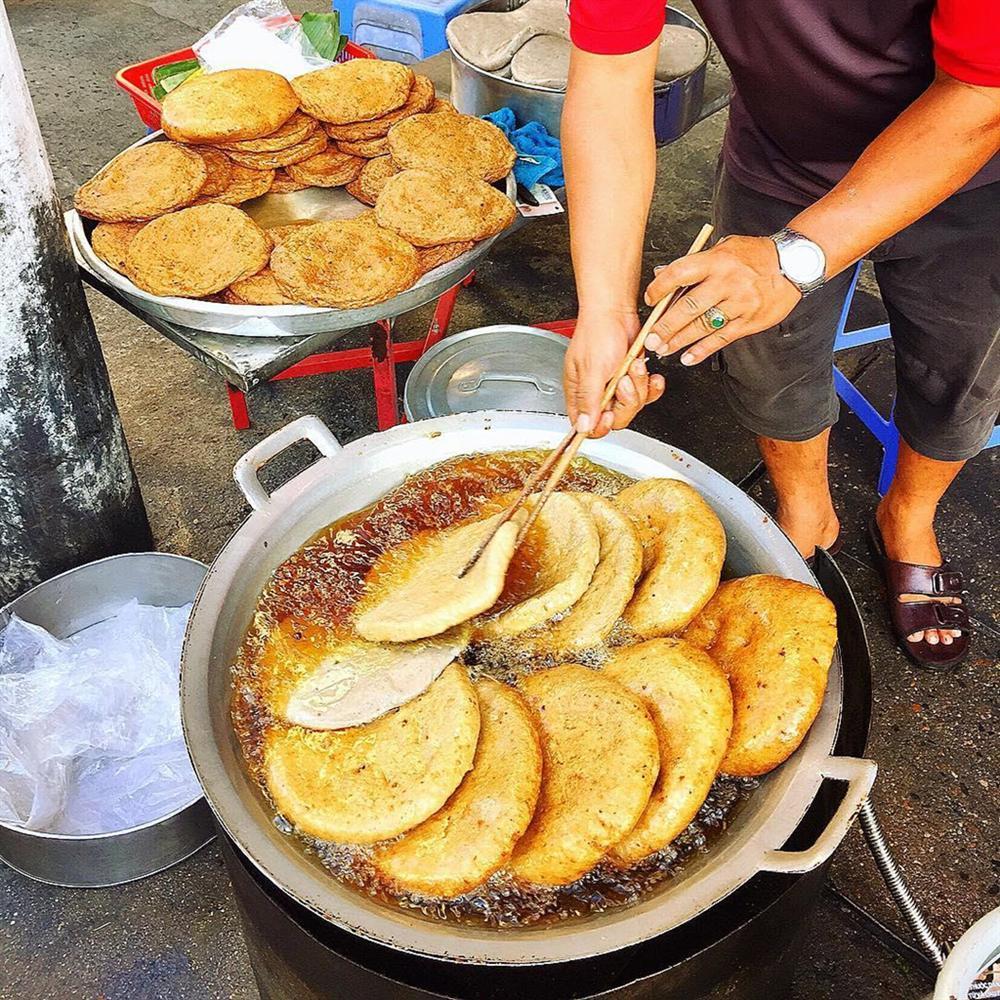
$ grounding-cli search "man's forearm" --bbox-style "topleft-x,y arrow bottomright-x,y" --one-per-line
563,42 -> 659,319
792,72 -> 1000,277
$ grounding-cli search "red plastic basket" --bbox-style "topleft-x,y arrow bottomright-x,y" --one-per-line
116,39 -> 374,131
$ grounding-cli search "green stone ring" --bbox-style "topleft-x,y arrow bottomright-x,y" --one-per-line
702,306 -> 729,331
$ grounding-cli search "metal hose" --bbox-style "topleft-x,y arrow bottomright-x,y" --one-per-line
859,800 -> 947,970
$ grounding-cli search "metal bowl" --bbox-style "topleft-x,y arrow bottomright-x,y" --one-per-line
65,132 -> 518,339
0,553 -> 215,887
181,412 -> 875,964
449,3 -> 709,143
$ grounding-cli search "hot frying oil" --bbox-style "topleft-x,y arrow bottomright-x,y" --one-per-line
231,449 -> 755,928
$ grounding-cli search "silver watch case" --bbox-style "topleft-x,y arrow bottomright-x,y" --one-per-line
770,228 -> 827,295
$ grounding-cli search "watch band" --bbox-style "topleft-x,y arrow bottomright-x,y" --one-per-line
770,228 -> 827,296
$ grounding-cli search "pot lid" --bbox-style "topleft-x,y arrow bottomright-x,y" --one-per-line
404,325 -> 569,421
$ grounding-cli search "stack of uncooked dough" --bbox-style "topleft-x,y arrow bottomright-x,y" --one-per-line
447,0 -> 707,92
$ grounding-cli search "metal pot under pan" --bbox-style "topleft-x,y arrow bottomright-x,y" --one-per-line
181,412 -> 876,967
449,3 -> 709,143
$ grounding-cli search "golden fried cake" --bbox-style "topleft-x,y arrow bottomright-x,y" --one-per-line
224,129 -> 328,169
416,240 -> 476,275
345,155 -> 398,206
270,217 -> 419,308
162,69 -> 299,144
336,135 -> 390,158
195,161 -> 275,204
90,221 -> 146,274
509,665 -> 660,886
684,576 -> 837,777
123,203 -> 270,298
324,74 -> 435,141
268,169 -> 310,194
184,146 -> 234,198
263,663 -> 480,843
222,269 -> 296,305
265,220 -> 318,243
218,110 -> 319,153
373,678 -> 542,898
354,508 -> 529,642
292,60 -> 414,125
254,617 -> 469,730
475,493 -> 600,640
614,479 -> 726,638
375,169 -> 516,246
387,112 -> 516,182
285,148 -> 365,187
520,493 -> 643,657
604,639 -> 733,864
428,98 -> 457,114
75,142 -> 207,222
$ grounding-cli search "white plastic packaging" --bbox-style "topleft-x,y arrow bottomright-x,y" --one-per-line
0,601 -> 201,835
194,0 -> 334,79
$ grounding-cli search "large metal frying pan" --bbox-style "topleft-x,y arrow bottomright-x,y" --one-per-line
180,412 -> 875,965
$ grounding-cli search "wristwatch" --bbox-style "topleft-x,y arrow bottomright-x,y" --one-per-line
769,228 -> 827,295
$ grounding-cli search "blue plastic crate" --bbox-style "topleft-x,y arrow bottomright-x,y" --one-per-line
336,0 -> 479,64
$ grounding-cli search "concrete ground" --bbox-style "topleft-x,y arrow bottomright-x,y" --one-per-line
3,2 -> 998,998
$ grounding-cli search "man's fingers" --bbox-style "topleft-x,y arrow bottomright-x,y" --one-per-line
590,409 -> 616,438
676,319 -> 752,366
644,251 -> 714,307
647,295 -> 743,357
566,360 -> 609,434
645,277 -> 735,350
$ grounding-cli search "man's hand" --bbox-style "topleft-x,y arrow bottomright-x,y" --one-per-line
642,236 -> 802,366
564,310 -> 666,437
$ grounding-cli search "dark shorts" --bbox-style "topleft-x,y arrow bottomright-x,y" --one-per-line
711,167 -> 1000,462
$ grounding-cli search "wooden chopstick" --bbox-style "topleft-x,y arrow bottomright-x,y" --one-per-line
458,223 -> 714,577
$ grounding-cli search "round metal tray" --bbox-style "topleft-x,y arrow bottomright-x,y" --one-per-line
66,131 -> 517,338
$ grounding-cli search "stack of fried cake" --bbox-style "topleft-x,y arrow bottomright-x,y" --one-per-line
76,62 -> 517,306
252,472 -> 838,901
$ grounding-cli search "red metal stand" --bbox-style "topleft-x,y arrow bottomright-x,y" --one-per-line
226,275 -> 474,431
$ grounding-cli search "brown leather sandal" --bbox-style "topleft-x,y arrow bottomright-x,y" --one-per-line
867,519 -> 970,670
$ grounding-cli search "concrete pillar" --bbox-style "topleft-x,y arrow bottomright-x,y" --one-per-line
0,2 -> 151,604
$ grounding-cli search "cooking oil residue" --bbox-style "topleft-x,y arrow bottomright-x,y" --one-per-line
306,777 -> 758,929
231,449 -> 755,928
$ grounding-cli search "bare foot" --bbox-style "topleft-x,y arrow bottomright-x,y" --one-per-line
875,500 -> 962,646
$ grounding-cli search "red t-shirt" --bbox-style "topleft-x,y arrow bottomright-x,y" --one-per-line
568,0 -> 1000,204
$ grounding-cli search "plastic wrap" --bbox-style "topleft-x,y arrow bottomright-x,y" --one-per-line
0,601 -> 201,835
194,0 -> 335,78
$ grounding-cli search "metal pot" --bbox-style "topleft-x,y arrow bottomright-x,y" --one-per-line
448,4 -> 710,143
0,553 -> 215,887
181,412 -> 876,965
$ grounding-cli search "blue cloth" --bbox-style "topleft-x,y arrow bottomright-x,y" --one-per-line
483,108 -> 564,189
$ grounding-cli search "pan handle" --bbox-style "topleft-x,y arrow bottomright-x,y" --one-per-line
233,415 -> 343,512
758,755 -> 877,874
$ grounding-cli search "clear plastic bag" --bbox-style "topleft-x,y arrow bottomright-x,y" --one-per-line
194,0 -> 335,79
0,601 -> 202,835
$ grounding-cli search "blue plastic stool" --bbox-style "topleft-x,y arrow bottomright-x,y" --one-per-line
832,261 -> 1000,495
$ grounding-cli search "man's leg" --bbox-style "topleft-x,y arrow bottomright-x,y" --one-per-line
872,180 -> 1000,647
711,165 -> 854,557
756,430 -> 840,556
